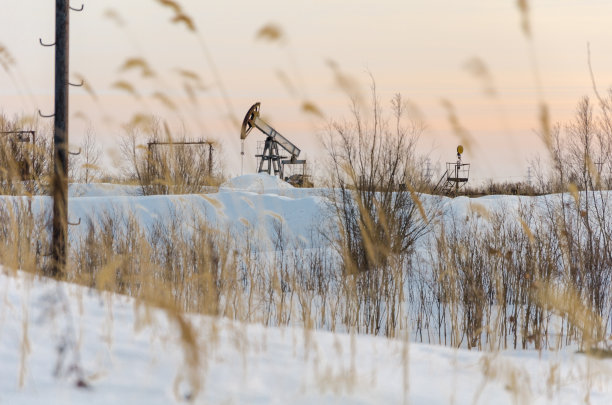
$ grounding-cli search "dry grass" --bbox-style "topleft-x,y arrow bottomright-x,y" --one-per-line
0,114 -> 54,196
119,117 -> 224,195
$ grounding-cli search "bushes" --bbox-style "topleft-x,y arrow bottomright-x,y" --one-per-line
323,89 -> 434,274
0,95 -> 610,350
0,175 -> 608,347
120,118 -> 223,195
420,195 -> 612,350
319,86 -> 439,336
0,114 -> 53,195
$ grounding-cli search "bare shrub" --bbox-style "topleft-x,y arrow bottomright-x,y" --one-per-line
319,84 -> 438,337
0,199 -> 51,273
119,118 -> 223,195
421,192 -> 612,351
72,126 -> 102,184
0,114 -> 53,195
323,87 -> 433,275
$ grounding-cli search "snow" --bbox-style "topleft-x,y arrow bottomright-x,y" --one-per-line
2,176 -> 612,403
9,175 -> 329,250
2,269 -> 611,405
220,173 -> 295,194
68,183 -> 142,198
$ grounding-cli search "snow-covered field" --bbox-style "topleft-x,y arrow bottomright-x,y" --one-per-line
2,174 -> 612,404
2,269 -> 611,405
66,174 -> 327,249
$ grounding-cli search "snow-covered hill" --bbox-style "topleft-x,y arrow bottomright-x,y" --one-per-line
2,269 -> 611,405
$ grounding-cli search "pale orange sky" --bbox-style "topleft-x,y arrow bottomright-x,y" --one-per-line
1,0 -> 612,183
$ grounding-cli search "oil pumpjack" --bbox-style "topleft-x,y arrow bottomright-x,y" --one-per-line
240,102 -> 306,182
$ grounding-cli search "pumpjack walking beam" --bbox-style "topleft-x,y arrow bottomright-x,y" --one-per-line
240,102 -> 305,178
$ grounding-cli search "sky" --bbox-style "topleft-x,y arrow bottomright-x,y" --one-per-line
1,0 -> 612,183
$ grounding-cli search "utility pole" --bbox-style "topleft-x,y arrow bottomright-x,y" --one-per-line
527,166 -> 532,187
424,158 -> 432,182
51,0 -> 70,277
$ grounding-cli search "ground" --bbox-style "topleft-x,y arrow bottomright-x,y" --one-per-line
1,174 -> 611,404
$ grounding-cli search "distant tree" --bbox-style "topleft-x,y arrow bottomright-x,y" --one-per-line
74,127 -> 102,184
566,96 -> 596,191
